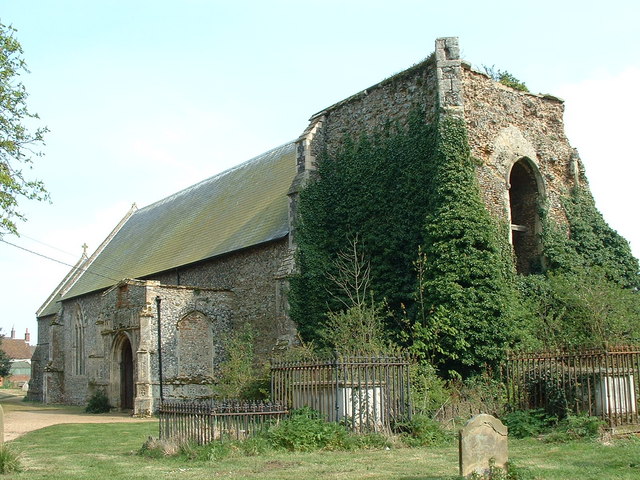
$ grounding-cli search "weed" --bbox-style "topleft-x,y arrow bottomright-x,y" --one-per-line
468,459 -> 535,480
238,436 -> 271,456
542,414 -> 603,443
0,444 -> 22,474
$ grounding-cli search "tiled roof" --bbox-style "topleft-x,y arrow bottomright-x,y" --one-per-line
59,142 -> 296,301
1,338 -> 32,360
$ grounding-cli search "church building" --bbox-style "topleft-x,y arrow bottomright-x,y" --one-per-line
28,38 -> 586,414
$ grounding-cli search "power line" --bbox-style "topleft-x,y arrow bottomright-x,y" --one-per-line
16,233 -> 81,259
0,238 -> 120,283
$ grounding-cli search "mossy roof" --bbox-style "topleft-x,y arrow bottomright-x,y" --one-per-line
60,142 -> 296,301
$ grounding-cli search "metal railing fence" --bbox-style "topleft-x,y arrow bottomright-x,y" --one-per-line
506,346 -> 640,427
158,399 -> 288,444
270,353 -> 411,432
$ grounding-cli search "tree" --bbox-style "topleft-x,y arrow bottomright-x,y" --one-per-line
0,332 -> 11,378
321,236 -> 392,354
1,22 -> 48,236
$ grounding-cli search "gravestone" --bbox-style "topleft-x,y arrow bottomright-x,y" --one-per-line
459,414 -> 508,477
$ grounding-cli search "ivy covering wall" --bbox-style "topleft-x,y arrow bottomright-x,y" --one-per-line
289,107 -> 640,376
290,112 -> 520,375
290,111 -> 437,346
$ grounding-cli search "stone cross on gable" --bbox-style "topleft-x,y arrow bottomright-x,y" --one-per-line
82,243 -> 88,256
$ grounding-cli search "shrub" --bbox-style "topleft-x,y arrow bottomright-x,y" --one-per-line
409,361 -> 450,416
396,414 -> 452,447
138,408 -> 393,461
85,389 -> 112,413
200,441 -> 232,461
502,409 -> 556,438
482,65 -> 529,92
237,435 -> 272,456
0,444 -> 22,474
212,323 -> 269,400
469,459 -> 535,480
266,407 -> 354,451
543,414 -> 603,443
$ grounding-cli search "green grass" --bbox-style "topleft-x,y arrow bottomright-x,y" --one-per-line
4,422 -> 640,479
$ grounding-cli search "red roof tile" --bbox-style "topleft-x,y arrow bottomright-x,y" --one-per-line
1,338 -> 32,360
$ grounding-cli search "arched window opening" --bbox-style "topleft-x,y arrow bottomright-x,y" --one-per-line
509,159 -> 541,275
72,305 -> 86,375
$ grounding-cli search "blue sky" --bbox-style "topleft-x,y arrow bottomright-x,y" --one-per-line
2,0 -> 639,343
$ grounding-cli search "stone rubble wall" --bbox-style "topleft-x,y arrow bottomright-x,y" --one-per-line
462,65 -> 581,227
25,314 -> 53,402
304,55 -> 439,165
34,238 -> 296,413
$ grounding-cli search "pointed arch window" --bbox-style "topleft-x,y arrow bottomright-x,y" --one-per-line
509,158 -> 542,275
72,304 -> 86,375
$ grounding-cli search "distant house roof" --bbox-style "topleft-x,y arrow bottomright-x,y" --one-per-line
56,142 -> 296,302
1,338 -> 32,360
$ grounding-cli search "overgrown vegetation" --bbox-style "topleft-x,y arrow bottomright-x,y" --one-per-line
414,116 -> 520,375
290,93 -> 639,375
211,322 -> 269,400
502,409 -> 603,443
11,419 -> 640,479
85,389 -> 111,413
469,459 -> 535,480
482,65 -> 529,92
395,414 -> 453,447
320,235 -> 395,354
142,407 -> 392,461
290,110 -> 438,351
517,187 -> 640,350
265,406 -> 388,452
291,112 -> 520,377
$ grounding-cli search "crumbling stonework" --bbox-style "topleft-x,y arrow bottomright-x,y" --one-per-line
293,37 -> 579,273
31,37 -> 589,413
463,65 -> 579,226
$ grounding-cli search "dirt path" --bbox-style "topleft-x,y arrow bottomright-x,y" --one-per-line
0,390 -> 155,442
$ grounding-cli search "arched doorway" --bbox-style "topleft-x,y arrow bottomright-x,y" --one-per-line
509,158 -> 542,274
119,337 -> 134,410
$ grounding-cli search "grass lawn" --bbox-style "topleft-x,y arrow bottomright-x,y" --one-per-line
4,421 -> 640,479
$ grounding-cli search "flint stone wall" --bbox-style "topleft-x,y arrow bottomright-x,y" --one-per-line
31,238 -> 296,412
463,65 -> 581,229
303,55 -> 439,172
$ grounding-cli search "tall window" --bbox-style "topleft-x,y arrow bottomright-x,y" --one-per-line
72,304 -> 86,375
509,159 -> 542,275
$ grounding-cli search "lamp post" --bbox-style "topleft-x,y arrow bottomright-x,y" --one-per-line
155,296 -> 164,404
